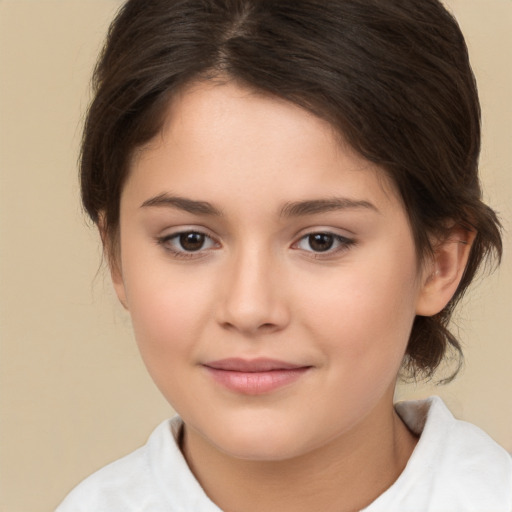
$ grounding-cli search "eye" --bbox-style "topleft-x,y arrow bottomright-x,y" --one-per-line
294,232 -> 354,254
176,232 -> 209,252
157,230 -> 219,256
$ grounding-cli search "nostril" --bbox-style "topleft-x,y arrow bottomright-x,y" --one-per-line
221,321 -> 275,330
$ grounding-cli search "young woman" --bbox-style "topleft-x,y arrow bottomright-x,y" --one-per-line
57,0 -> 512,510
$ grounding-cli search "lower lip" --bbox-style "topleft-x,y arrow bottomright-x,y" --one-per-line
204,367 -> 310,395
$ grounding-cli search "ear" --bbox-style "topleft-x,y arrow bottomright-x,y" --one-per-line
97,215 -> 129,311
109,257 -> 129,311
416,226 -> 476,316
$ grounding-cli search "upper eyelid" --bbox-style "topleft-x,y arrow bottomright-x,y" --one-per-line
157,228 -> 219,245
292,225 -> 356,241
162,231 -> 215,241
293,232 -> 353,246
159,225 -> 218,239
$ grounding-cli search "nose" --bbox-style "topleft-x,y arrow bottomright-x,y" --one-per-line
216,246 -> 290,336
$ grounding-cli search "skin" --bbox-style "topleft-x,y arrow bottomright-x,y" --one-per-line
110,81 -> 472,512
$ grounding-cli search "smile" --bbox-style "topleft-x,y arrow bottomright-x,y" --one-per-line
203,358 -> 312,395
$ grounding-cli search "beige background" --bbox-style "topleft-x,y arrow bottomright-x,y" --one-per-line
0,1 -> 510,511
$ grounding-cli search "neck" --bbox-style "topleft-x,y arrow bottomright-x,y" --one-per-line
181,396 -> 418,512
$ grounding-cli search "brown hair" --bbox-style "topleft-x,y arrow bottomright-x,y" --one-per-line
81,0 -> 502,382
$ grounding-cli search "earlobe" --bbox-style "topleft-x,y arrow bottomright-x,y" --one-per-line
97,216 -> 129,311
110,260 -> 129,311
416,227 -> 476,316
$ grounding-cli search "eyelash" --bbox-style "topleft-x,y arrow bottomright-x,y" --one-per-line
156,231 -> 220,260
156,230 -> 356,260
292,232 -> 356,258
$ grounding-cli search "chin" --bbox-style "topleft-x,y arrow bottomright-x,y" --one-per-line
217,437 -> 303,462
203,417 -> 318,462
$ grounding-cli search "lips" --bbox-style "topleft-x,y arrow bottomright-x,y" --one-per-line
203,358 -> 311,395
205,358 -> 306,372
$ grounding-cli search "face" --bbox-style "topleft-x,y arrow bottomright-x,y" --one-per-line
114,81 -> 428,461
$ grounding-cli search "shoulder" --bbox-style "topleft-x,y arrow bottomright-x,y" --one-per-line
424,397 -> 512,491
56,416 -> 222,512
366,396 -> 512,511
55,418 -> 178,512
398,396 -> 512,475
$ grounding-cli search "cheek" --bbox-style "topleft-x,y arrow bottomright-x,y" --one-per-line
124,274 -> 215,404
299,249 -> 420,369
120,252 -> 215,367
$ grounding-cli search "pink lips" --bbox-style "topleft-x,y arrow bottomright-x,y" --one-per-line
203,358 -> 311,395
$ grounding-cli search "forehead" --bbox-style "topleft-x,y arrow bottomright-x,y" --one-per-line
126,80 -> 402,216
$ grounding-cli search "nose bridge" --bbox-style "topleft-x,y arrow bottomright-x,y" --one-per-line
219,240 -> 288,334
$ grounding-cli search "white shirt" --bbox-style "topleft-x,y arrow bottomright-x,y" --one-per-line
56,397 -> 512,512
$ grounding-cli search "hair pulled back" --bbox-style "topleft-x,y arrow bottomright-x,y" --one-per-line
81,0 -> 502,382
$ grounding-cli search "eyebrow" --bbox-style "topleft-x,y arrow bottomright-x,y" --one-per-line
140,193 -> 223,216
140,194 -> 378,218
280,198 -> 378,217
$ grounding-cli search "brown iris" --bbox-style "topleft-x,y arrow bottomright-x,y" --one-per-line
308,233 -> 334,252
179,232 -> 206,251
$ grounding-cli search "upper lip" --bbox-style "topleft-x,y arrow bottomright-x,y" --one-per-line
204,358 -> 309,372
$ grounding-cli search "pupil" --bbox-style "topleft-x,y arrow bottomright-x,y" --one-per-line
309,233 -> 333,252
180,232 -> 205,251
